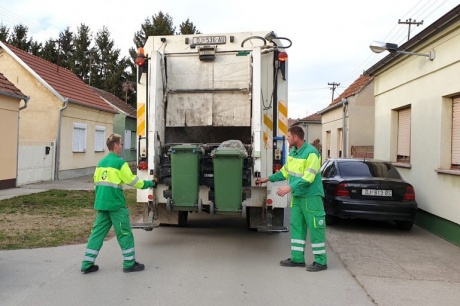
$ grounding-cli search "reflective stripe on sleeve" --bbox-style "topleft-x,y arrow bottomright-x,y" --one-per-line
128,176 -> 140,186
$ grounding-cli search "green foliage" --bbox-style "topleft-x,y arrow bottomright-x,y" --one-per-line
2,12 -> 201,107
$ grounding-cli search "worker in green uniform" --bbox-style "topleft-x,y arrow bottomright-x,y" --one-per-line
256,125 -> 327,272
81,133 -> 154,274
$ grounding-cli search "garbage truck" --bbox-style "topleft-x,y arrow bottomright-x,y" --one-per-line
133,31 -> 292,232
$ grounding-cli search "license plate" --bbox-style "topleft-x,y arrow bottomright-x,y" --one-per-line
192,36 -> 226,45
362,189 -> 392,197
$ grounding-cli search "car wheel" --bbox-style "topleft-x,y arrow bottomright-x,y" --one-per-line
395,220 -> 413,231
325,214 -> 338,225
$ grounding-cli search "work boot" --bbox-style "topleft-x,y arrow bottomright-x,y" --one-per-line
123,261 -> 145,273
306,262 -> 327,272
81,264 -> 99,274
279,258 -> 306,267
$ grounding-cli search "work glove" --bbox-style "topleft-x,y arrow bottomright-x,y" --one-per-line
152,180 -> 157,189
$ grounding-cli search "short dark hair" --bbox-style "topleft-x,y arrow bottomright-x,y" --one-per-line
288,125 -> 304,140
107,133 -> 121,150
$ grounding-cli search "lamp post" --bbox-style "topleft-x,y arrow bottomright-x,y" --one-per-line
369,41 -> 435,61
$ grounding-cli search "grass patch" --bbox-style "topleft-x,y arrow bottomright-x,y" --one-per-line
0,189 -> 143,250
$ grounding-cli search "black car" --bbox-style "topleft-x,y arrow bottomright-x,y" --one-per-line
320,158 -> 418,230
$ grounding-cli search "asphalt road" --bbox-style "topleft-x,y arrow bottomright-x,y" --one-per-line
0,177 -> 459,305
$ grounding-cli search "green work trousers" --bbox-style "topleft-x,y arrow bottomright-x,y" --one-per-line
81,207 -> 136,270
290,195 -> 327,265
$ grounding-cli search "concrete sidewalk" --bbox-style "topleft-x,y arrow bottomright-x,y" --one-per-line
0,175 -> 94,201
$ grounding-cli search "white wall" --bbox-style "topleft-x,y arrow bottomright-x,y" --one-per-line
373,22 -> 460,224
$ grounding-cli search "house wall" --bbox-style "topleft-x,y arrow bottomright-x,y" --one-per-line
0,96 -> 20,189
373,22 -> 460,225
0,48 -> 116,180
348,82 -> 375,153
321,107 -> 346,161
113,114 -> 136,162
0,51 -> 60,141
59,104 -> 114,179
295,123 -> 322,143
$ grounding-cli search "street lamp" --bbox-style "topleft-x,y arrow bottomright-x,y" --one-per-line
369,41 -> 435,61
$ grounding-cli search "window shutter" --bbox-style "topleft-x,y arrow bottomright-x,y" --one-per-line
452,98 -> 460,166
397,108 -> 411,159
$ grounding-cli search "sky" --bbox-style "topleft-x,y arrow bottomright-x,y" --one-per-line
0,0 -> 457,119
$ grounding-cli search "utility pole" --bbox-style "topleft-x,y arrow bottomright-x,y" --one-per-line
398,18 -> 423,40
328,82 -> 340,103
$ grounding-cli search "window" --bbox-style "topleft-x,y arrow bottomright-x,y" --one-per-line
397,108 -> 411,163
452,97 -> 460,169
124,130 -> 137,150
326,131 -> 331,158
338,128 -> 343,157
72,123 -> 87,152
131,131 -> 136,149
95,126 -> 106,152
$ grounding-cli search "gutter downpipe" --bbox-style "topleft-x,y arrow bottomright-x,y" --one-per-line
55,98 -> 69,180
341,98 -> 348,158
16,96 -> 30,187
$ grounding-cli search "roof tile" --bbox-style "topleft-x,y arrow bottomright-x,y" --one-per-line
4,44 -> 115,113
0,73 -> 28,99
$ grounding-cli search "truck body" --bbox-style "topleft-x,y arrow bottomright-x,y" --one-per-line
134,31 -> 292,232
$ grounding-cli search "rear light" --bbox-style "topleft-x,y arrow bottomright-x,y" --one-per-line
148,194 -> 154,200
267,198 -> 273,205
135,47 -> 147,66
138,160 -> 148,170
403,186 -> 415,201
273,164 -> 282,172
334,183 -> 350,197
278,51 -> 288,62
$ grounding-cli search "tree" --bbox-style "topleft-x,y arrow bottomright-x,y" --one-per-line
93,26 -> 128,98
41,39 -> 59,64
8,24 -> 32,51
57,27 -> 76,69
177,18 -> 200,35
72,24 -> 93,83
0,23 -> 9,42
29,41 -> 42,56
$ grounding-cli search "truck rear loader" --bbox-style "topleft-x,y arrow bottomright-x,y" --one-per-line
133,31 -> 292,232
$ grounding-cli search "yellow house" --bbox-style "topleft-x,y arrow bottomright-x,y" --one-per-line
0,73 -> 29,189
365,5 -> 460,245
0,42 -> 117,183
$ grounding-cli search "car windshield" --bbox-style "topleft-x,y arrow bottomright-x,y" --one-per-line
338,161 -> 402,179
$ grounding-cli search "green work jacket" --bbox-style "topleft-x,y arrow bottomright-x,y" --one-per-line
93,152 -> 153,211
269,142 -> 324,198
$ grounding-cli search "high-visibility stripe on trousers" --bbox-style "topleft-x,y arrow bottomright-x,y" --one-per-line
81,207 -> 136,270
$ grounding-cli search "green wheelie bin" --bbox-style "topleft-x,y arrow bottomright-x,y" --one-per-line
169,144 -> 202,209
212,141 -> 247,212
